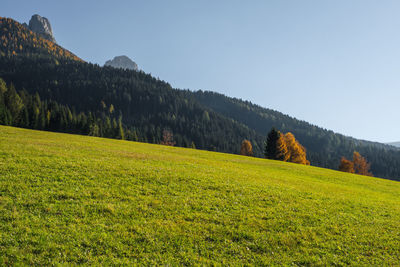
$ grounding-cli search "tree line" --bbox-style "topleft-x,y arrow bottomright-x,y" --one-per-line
241,128 -> 310,166
241,129 -> 373,177
0,55 -> 268,154
1,16 -> 400,180
264,128 -> 309,165
0,79 -> 127,139
339,152 -> 373,176
192,91 -> 400,179
0,77 -> 379,177
1,53 -> 399,179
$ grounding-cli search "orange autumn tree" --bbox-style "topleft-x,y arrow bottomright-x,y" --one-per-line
240,140 -> 253,156
338,152 -> 373,176
338,157 -> 355,173
353,152 -> 373,176
284,132 -> 310,165
265,129 -> 309,165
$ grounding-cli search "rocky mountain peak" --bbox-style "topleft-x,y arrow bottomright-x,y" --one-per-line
104,55 -> 138,71
26,14 -> 56,43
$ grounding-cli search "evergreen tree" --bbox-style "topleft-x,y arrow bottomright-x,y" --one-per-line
118,116 -> 124,140
88,123 -> 100,137
0,79 -> 8,124
264,128 -> 289,161
5,83 -> 24,122
0,79 -> 7,94
131,130 -> 139,142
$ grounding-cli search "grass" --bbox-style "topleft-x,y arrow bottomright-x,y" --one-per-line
0,125 -> 400,265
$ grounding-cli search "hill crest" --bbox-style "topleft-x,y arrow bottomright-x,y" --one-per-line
1,15 -> 400,180
0,17 -> 81,61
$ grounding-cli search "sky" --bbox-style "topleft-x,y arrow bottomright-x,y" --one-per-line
2,0 -> 400,142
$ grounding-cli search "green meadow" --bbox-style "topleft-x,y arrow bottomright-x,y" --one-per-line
0,125 -> 399,265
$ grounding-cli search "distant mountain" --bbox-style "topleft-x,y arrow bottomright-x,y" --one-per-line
388,142 -> 400,148
105,56 -> 138,71
22,14 -> 56,43
0,17 -> 81,61
1,16 -> 400,180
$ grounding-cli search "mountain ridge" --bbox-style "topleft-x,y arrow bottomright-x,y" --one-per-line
1,16 -> 400,180
105,55 -> 138,71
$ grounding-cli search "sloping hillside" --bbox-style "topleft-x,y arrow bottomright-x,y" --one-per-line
1,17 -> 400,180
191,91 -> 400,179
0,126 -> 400,265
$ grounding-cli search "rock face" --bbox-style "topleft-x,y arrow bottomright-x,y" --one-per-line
104,56 -> 138,71
26,14 -> 56,43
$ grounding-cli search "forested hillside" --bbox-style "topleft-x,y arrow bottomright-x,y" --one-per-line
192,91 -> 400,178
0,17 -> 81,61
0,54 -> 266,153
1,17 -> 400,180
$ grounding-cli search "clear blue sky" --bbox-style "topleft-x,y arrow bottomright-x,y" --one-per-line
2,0 -> 400,142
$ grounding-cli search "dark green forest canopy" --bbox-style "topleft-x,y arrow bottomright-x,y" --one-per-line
191,91 -> 400,178
1,17 -> 400,180
0,57 -> 265,156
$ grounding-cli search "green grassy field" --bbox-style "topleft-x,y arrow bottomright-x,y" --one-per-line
1,126 -> 400,265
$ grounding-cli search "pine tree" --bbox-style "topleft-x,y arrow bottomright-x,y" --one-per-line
112,118 -> 118,137
264,128 -> 289,161
0,78 -> 7,94
88,123 -> 100,137
0,79 -> 8,124
131,130 -> 139,141
118,116 -> 124,140
4,83 -> 23,122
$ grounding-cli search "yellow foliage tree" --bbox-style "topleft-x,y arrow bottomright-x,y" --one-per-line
265,129 -> 307,163
284,132 -> 310,165
276,132 -> 290,162
240,140 -> 253,156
